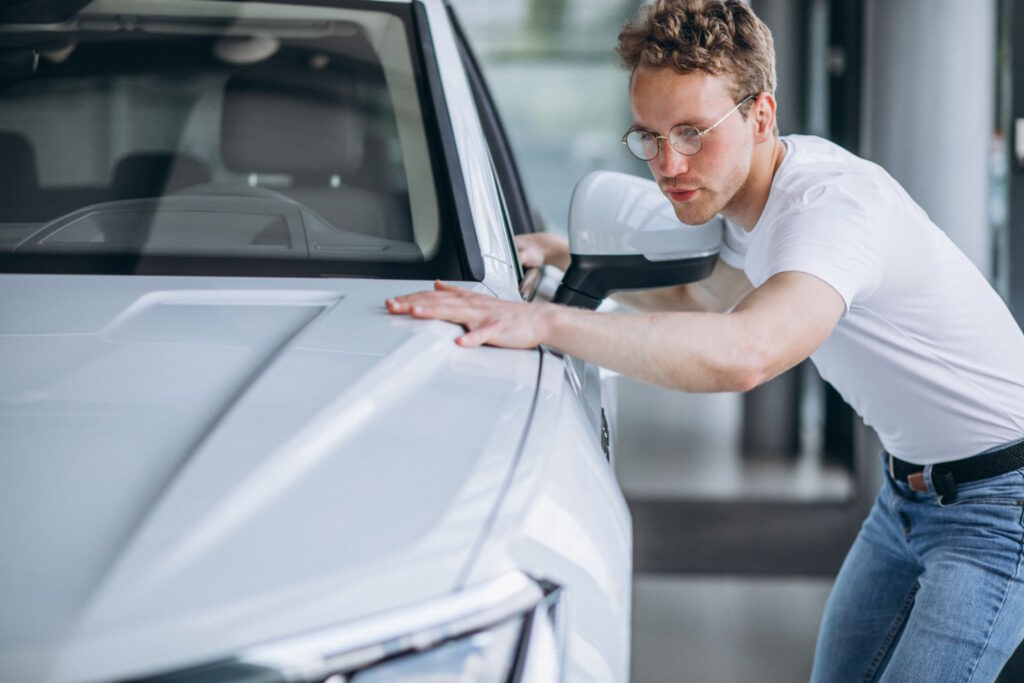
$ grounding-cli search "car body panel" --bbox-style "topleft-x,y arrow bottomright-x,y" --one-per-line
0,275 -> 541,681
0,0 -> 633,679
462,351 -> 633,681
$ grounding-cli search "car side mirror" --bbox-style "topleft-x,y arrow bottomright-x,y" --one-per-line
553,170 -> 723,309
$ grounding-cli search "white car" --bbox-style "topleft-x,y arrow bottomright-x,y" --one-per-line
0,0 -> 635,681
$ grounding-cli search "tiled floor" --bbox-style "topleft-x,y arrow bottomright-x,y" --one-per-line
630,574 -> 833,682
610,374 -> 845,682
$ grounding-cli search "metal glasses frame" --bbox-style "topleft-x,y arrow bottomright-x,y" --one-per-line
621,93 -> 759,161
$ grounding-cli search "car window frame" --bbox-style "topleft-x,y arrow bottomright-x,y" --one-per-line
449,6 -> 547,300
448,6 -> 538,241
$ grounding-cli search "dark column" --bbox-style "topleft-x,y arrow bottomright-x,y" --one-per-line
1009,0 -> 1024,322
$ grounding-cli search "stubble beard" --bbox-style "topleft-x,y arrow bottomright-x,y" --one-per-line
669,190 -> 723,226
665,161 -> 748,226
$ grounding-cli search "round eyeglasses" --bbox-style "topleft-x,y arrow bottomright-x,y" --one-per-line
621,94 -> 758,161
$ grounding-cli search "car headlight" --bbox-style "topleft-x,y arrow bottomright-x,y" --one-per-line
137,572 -> 564,683
348,615 -> 523,682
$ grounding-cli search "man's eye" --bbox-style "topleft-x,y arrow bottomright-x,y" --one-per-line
638,131 -> 656,143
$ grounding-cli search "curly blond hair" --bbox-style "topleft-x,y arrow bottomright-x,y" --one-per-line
617,0 -> 776,109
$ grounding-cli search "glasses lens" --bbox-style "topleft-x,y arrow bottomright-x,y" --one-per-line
669,125 -> 702,156
625,130 -> 659,160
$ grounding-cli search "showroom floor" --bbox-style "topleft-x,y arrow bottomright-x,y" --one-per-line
612,376 -> 842,682
630,574 -> 832,682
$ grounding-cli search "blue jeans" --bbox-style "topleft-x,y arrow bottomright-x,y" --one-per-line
810,455 -> 1024,682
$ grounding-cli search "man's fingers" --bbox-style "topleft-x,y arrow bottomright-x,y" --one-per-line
385,297 -> 411,313
407,300 -> 492,331
387,290 -> 539,350
408,301 -> 465,320
387,289 -> 471,314
517,246 -> 544,269
386,292 -> 435,311
387,283 -> 475,312
457,320 -> 499,347
385,288 -> 535,349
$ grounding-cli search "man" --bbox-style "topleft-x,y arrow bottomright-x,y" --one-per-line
387,1 -> 1024,679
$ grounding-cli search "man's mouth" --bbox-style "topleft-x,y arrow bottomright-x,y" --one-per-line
665,187 -> 700,202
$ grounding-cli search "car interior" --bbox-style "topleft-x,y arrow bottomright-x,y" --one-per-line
0,9 -> 432,260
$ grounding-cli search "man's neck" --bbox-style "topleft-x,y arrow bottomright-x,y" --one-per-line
722,135 -> 786,232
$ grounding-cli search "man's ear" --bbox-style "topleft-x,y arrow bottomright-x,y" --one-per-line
751,93 -> 777,142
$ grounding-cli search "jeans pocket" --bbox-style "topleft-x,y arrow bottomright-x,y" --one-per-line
942,468 -> 1024,507
945,497 -> 1024,508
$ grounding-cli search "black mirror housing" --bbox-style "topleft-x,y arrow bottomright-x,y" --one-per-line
553,171 -> 722,310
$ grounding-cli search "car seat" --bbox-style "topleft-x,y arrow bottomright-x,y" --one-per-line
0,130 -> 40,222
219,68 -> 414,243
110,151 -> 212,200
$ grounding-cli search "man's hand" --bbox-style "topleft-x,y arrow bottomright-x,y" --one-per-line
386,271 -> 844,394
386,280 -> 556,348
515,232 -> 571,271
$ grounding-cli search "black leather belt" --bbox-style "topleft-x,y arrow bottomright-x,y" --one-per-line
887,438 -> 1024,502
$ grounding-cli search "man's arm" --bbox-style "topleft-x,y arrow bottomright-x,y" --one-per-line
386,271 -> 845,393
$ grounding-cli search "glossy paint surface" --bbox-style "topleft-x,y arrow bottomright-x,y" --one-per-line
463,351 -> 634,681
0,1 -> 633,680
0,275 -> 539,681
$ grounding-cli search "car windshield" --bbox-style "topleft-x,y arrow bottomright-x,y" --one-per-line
0,0 -> 467,279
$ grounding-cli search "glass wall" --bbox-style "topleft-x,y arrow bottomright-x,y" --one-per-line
452,0 -> 646,233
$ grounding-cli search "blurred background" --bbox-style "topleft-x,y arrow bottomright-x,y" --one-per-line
450,0 -> 1022,681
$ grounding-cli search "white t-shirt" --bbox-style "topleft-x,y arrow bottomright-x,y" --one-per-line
719,134 -> 1024,464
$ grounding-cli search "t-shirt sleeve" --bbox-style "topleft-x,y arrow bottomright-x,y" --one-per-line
763,209 -> 884,315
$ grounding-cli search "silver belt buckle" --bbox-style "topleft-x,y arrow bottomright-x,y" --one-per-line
888,453 -> 896,480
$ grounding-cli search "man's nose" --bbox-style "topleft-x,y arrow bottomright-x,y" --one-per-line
654,141 -> 690,177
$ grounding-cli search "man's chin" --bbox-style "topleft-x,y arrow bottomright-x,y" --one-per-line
670,202 -> 720,226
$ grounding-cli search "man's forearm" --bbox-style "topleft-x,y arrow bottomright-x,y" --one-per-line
387,274 -> 840,389
540,304 -> 763,393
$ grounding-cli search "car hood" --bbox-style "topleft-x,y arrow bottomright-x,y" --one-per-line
0,274 -> 540,683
